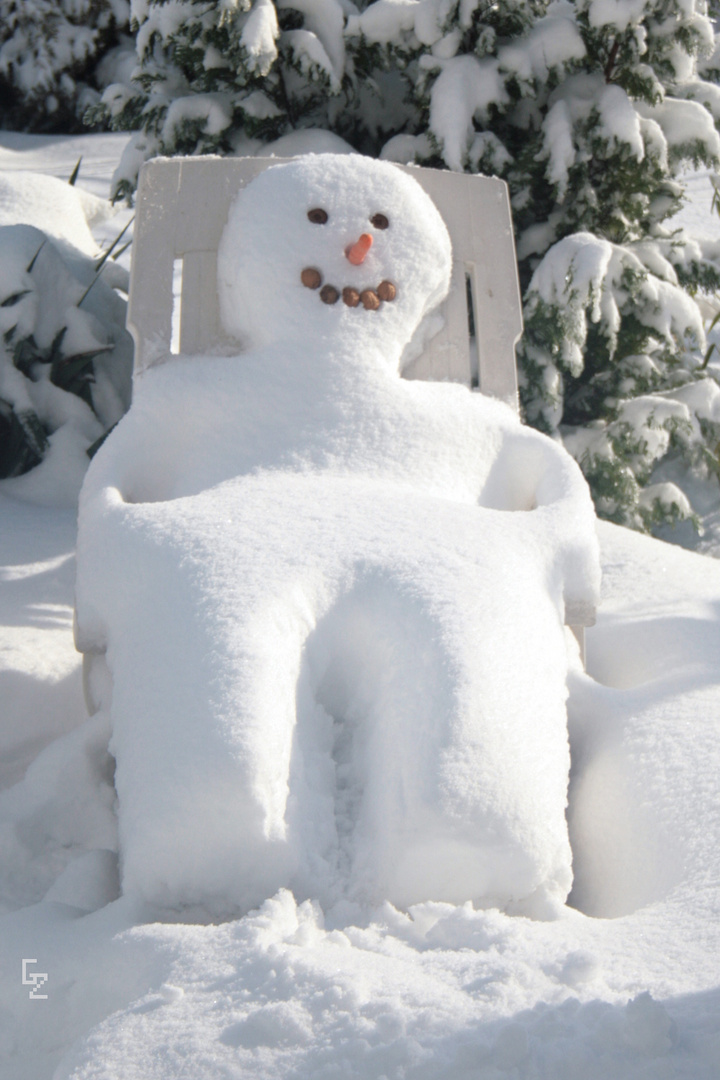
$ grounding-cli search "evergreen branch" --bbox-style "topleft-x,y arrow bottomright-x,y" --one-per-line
700,311 -> 720,369
276,64 -> 297,129
604,38 -> 620,83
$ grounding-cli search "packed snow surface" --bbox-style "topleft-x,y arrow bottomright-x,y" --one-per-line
76,154 -> 600,918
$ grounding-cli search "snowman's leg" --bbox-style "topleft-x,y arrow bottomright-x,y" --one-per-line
289,564 -> 574,913
288,575 -> 454,907
287,574 -> 501,908
104,577 -> 319,915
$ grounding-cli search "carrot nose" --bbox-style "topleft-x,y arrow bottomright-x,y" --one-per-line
346,233 -> 373,265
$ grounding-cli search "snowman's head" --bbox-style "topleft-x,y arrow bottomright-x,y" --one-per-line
217,155 -> 452,364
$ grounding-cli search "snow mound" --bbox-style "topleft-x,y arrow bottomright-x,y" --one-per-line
76,154 -> 600,918
0,171 -> 111,258
0,221 -> 133,506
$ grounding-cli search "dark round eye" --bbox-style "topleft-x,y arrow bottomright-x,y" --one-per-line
308,208 -> 328,224
370,213 -> 389,230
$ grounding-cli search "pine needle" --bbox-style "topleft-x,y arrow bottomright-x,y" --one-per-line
26,239 -> 47,273
94,216 -> 134,274
68,157 -> 82,186
78,216 -> 135,307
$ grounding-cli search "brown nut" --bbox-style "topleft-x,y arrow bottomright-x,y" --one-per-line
342,287 -> 361,307
377,280 -> 396,302
301,267 -> 322,289
320,284 -> 340,304
360,289 -> 380,311
308,208 -> 328,224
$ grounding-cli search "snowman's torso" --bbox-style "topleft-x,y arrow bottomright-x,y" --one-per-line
104,344 -> 544,515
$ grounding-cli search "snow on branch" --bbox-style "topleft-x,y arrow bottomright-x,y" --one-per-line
429,55 -> 507,171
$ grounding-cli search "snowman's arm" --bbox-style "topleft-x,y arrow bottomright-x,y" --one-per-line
479,422 -> 582,512
479,420 -> 601,626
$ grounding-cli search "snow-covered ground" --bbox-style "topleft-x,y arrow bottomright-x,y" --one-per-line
1,133 -> 720,1080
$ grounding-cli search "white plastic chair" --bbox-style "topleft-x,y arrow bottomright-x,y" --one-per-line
127,156 -> 522,405
78,155 -> 594,704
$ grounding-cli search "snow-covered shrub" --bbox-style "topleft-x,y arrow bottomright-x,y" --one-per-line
0,0 -> 130,132
0,224 -> 132,486
522,228 -> 720,528
95,0 -> 720,529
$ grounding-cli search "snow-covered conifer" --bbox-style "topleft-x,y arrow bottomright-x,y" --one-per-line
98,0 -> 720,529
0,212 -> 133,481
0,0 -> 130,132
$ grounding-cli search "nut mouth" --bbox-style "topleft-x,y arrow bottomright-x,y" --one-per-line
302,268 -> 396,310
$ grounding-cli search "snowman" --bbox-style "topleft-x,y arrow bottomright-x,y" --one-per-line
75,154 -> 600,918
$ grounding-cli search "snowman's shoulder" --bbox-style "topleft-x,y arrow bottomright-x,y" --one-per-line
400,377 -> 521,430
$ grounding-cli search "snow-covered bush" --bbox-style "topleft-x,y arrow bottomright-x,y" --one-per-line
0,224 -> 132,488
0,0 -> 131,132
95,0 -> 720,528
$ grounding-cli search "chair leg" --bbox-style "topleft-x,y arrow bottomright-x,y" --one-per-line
569,625 -> 586,667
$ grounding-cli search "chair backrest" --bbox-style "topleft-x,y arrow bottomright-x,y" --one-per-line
128,156 -> 523,409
